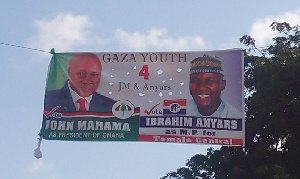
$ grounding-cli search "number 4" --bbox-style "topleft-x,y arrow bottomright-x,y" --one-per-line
139,65 -> 150,80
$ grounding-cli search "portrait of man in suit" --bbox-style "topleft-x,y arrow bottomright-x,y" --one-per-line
44,52 -> 116,113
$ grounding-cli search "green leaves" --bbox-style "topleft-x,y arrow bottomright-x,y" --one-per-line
162,22 -> 300,179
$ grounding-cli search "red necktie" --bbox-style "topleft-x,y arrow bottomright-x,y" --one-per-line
77,98 -> 87,111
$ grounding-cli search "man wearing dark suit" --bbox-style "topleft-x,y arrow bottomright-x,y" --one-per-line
44,52 -> 116,113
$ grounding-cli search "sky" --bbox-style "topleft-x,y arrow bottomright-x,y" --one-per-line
1,1 -> 300,179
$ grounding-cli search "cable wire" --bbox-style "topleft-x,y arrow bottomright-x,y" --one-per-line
0,42 -> 52,54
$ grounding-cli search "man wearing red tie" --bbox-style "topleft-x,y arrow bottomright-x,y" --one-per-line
44,53 -> 116,113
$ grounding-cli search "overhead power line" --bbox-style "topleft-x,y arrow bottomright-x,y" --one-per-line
0,42 -> 54,54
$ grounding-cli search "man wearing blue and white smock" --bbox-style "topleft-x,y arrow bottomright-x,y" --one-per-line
187,54 -> 242,119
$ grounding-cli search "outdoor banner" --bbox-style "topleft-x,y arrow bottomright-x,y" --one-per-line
41,48 -> 245,146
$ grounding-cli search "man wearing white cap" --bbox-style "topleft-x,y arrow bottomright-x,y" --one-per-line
187,54 -> 242,118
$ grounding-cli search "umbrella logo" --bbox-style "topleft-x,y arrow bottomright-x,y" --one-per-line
112,100 -> 135,119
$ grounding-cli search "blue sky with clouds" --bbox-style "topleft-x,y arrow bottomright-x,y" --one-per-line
1,1 -> 300,179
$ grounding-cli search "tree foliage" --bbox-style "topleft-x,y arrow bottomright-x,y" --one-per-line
162,22 -> 300,179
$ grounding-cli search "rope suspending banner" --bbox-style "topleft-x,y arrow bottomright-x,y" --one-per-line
0,42 -> 52,54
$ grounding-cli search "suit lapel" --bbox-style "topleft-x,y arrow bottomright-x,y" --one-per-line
61,81 -> 76,112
